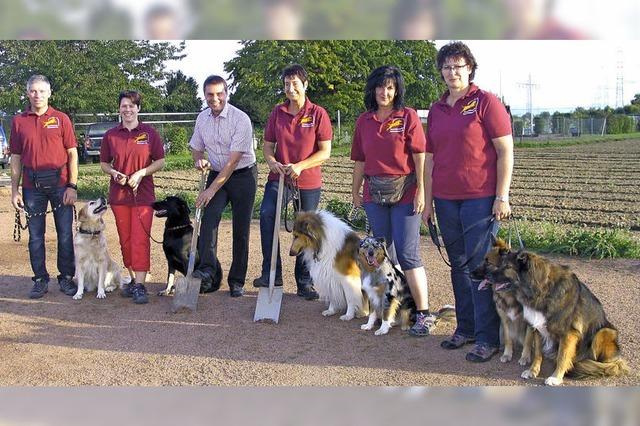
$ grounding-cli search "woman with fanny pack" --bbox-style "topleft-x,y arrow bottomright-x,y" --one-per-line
100,90 -> 165,304
351,65 -> 436,337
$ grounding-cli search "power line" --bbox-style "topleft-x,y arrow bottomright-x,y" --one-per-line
517,74 -> 539,134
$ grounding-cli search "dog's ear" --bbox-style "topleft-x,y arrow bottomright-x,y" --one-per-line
516,251 -> 530,270
78,205 -> 88,222
375,237 -> 386,246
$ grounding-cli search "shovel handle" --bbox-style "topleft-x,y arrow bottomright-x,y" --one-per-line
186,170 -> 208,276
269,174 -> 285,290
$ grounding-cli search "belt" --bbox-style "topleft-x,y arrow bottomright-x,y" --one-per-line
231,163 -> 256,175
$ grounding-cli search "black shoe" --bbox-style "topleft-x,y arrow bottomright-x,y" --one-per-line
252,276 -> 283,288
229,285 -> 244,297
121,281 -> 135,298
296,285 -> 319,300
29,278 -> 49,299
132,284 -> 149,304
58,275 -> 77,296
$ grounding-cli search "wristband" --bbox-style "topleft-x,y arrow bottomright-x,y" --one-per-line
66,183 -> 78,191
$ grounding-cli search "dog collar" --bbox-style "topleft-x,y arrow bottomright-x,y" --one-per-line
78,228 -> 102,236
166,222 -> 191,231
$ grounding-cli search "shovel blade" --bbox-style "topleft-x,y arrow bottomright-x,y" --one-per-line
253,287 -> 283,323
172,276 -> 201,313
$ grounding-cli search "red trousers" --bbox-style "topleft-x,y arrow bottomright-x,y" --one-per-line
111,205 -> 153,272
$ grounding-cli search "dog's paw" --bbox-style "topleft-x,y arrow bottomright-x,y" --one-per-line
158,290 -> 169,296
96,290 -> 106,299
500,353 -> 513,363
521,369 -> 538,380
518,355 -> 531,366
544,376 -> 563,386
339,313 -> 354,321
375,324 -> 391,336
361,323 -> 374,330
322,309 -> 336,317
72,292 -> 83,300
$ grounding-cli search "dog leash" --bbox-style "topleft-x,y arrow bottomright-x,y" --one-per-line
346,205 -> 371,235
283,177 -> 301,233
428,215 -> 495,269
14,202 -> 77,242
506,217 -> 525,250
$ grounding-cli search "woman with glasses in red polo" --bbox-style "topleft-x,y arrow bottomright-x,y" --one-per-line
423,41 -> 514,362
100,90 -> 165,304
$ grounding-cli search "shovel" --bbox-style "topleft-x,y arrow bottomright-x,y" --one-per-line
172,170 -> 207,313
254,174 -> 285,323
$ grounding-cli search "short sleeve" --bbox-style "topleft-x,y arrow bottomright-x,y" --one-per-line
99,132 -> 112,163
9,117 -> 23,155
229,111 -> 254,153
350,115 -> 365,162
405,108 -> 426,154
61,114 -> 77,149
481,93 -> 512,139
315,107 -> 333,141
189,114 -> 206,151
149,127 -> 165,161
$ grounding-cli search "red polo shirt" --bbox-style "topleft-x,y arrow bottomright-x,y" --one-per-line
100,122 -> 165,206
351,107 -> 426,203
426,84 -> 511,200
9,106 -> 77,189
264,98 -> 332,190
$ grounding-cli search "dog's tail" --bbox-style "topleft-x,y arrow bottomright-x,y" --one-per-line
570,327 -> 630,379
434,305 -> 456,324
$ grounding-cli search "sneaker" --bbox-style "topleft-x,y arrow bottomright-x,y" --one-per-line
409,312 -> 437,337
121,281 -> 135,298
58,275 -> 77,296
132,283 -> 148,304
252,276 -> 283,288
296,285 -> 319,300
229,285 -> 244,298
29,278 -> 49,299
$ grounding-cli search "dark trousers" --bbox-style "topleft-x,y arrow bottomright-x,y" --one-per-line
434,196 -> 500,347
258,180 -> 320,289
197,165 -> 257,288
23,186 -> 75,282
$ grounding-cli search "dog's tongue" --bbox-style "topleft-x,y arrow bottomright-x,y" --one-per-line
495,282 -> 510,291
366,257 -> 378,267
154,209 -> 167,217
478,279 -> 490,290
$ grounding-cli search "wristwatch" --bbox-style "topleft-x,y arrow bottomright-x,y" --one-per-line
495,195 -> 509,202
66,183 -> 78,191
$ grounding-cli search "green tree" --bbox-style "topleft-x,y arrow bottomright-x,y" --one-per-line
224,40 -> 444,126
164,71 -> 204,112
0,40 -> 185,115
631,93 -> 640,106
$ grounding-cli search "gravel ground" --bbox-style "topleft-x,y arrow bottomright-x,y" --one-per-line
0,192 -> 638,386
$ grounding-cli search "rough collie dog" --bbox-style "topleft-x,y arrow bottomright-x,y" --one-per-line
357,236 -> 416,335
73,197 -> 123,300
486,248 -> 629,386
289,210 -> 366,320
472,238 -> 537,365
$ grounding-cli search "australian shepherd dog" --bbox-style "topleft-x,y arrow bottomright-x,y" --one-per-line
289,210 -> 366,320
484,246 -> 629,385
73,197 -> 124,300
357,236 -> 416,335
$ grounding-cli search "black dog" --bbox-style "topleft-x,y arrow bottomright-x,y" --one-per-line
152,196 -> 216,295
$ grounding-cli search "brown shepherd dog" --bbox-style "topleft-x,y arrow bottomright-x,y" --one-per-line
471,238 -> 537,366
485,248 -> 629,385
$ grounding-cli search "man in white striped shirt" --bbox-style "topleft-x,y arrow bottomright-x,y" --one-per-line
190,75 -> 257,298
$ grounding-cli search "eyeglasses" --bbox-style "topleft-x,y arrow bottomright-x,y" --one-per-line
441,64 -> 468,72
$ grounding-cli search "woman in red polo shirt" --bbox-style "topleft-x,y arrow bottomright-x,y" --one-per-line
423,41 -> 514,362
100,90 -> 166,304
253,64 -> 332,299
351,65 -> 436,337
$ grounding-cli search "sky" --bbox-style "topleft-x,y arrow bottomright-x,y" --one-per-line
166,40 -> 640,115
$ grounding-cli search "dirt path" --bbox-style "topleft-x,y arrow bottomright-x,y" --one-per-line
0,192 -> 638,385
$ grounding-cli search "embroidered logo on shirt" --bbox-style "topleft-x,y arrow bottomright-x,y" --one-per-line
135,133 -> 149,144
385,118 -> 405,133
461,98 -> 478,115
299,115 -> 315,128
42,117 -> 60,129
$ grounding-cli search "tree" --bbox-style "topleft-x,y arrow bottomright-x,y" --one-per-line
631,93 -> 640,106
164,71 -> 203,112
224,40 -> 444,126
0,41 -> 185,115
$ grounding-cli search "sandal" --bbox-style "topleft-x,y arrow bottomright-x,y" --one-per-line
440,334 -> 475,350
465,343 -> 499,363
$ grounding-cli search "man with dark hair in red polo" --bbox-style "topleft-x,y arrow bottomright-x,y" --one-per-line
10,74 -> 79,299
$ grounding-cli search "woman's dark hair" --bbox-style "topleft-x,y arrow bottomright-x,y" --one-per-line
203,75 -> 228,93
437,41 -> 478,81
281,64 -> 308,85
364,65 -> 405,111
119,90 -> 142,107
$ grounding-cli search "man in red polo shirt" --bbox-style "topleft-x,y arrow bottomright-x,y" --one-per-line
253,64 -> 332,299
10,74 -> 79,299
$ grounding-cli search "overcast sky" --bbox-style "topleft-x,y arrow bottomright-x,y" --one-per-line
167,40 -> 640,115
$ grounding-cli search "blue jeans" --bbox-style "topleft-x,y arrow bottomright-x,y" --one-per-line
363,201 -> 423,270
433,196 -> 500,347
259,180 -> 320,289
23,186 -> 75,282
